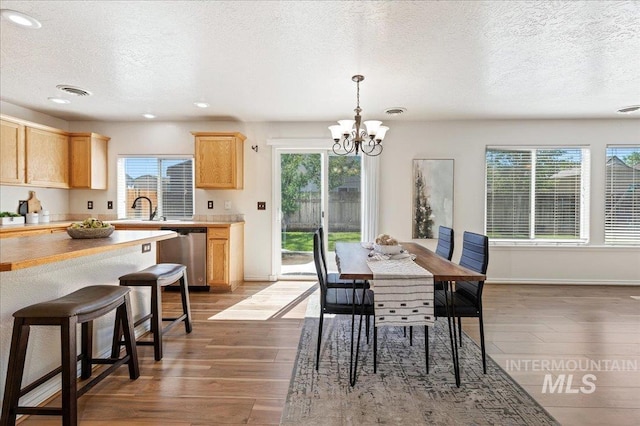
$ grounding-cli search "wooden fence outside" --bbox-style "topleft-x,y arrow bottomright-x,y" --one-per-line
283,192 -> 360,232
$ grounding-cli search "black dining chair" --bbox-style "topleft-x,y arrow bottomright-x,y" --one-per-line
434,231 -> 489,373
435,226 -> 455,261
313,230 -> 376,371
434,226 -> 454,290
318,226 -> 368,289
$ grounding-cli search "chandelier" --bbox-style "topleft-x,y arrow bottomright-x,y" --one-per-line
328,75 -> 389,157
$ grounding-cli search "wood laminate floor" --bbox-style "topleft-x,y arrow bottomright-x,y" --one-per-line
17,282 -> 640,425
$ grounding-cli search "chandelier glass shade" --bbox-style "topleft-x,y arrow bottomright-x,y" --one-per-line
329,75 -> 388,157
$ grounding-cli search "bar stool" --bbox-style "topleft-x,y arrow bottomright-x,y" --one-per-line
1,285 -> 139,426
114,263 -> 193,361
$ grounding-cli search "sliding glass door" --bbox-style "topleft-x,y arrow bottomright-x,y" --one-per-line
279,152 -> 322,276
276,150 -> 362,277
326,155 -> 362,254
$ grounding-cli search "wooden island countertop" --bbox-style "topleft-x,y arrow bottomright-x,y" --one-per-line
0,230 -> 176,272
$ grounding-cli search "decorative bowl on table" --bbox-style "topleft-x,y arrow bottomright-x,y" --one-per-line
373,233 -> 402,254
67,218 -> 114,239
373,243 -> 403,255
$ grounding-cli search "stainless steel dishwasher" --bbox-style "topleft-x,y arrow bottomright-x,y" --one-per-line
158,227 -> 208,290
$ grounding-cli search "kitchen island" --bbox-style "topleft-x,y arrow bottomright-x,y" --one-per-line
1,219 -> 245,291
0,229 -> 175,271
0,230 -> 176,411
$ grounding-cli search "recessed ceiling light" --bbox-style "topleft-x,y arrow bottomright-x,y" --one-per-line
385,107 -> 407,116
142,113 -> 156,119
48,97 -> 70,104
194,102 -> 210,108
0,9 -> 42,28
617,105 -> 640,114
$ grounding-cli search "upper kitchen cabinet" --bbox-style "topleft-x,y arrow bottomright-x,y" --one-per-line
69,133 -> 110,189
0,117 -> 26,185
193,132 -> 246,189
25,126 -> 69,188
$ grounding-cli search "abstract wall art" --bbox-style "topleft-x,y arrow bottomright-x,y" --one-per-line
412,159 -> 454,239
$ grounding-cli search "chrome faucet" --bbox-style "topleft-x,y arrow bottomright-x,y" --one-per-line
131,196 -> 157,221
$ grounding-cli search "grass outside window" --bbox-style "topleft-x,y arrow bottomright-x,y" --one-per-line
282,232 -> 361,252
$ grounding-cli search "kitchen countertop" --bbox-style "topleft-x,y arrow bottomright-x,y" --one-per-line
0,219 -> 244,236
111,220 -> 244,227
0,230 -> 176,271
0,220 -> 73,232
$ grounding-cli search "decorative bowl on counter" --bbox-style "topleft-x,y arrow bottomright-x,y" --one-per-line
67,218 -> 114,239
67,226 -> 114,239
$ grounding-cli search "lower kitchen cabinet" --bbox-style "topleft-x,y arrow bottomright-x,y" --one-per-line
207,223 -> 244,292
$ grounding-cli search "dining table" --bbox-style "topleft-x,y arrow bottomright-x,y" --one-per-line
335,241 -> 486,387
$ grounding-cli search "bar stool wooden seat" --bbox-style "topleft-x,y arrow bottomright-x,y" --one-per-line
1,285 -> 139,426
113,263 -> 193,361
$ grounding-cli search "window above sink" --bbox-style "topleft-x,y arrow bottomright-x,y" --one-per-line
116,156 -> 194,221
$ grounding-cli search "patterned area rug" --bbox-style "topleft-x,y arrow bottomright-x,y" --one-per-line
281,295 -> 558,425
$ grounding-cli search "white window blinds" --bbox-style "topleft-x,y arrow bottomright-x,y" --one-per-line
485,149 -> 532,239
485,147 -> 589,242
605,146 -> 640,245
117,157 -> 194,219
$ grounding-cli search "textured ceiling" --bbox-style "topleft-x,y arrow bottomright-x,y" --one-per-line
0,0 -> 639,122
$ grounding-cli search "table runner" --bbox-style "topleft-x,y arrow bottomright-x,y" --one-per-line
367,257 -> 434,327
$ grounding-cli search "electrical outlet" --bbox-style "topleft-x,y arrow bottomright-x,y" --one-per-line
257,201 -> 266,210
142,243 -> 151,253
107,201 -> 113,209
224,200 -> 231,210
208,200 -> 214,209
87,201 -> 93,210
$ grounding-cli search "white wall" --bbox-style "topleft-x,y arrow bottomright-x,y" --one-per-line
65,120 -> 329,280
377,120 -> 640,284
2,100 -> 639,284
68,118 -> 639,284
0,101 -> 69,130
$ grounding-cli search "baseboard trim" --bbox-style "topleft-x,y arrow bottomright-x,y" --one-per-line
487,278 -> 640,286
244,275 -> 278,282
241,276 -> 640,286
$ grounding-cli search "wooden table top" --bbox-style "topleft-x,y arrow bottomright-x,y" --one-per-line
335,242 -> 486,282
0,230 -> 176,272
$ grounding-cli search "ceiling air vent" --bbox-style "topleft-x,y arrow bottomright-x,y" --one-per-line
56,85 -> 92,96
385,107 -> 406,116
617,105 -> 640,114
